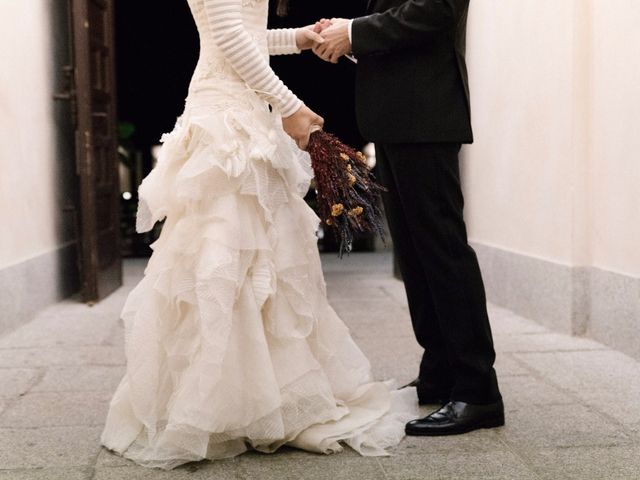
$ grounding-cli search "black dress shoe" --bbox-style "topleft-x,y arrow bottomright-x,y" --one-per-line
405,400 -> 505,436
399,378 -> 448,405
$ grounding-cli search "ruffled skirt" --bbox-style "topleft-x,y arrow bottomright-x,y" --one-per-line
100,88 -> 417,470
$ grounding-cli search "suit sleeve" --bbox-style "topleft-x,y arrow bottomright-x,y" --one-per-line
352,0 -> 468,56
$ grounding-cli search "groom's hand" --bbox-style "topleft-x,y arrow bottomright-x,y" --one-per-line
313,18 -> 352,64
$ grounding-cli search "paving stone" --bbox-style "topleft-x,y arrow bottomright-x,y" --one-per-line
380,281 -> 410,308
0,346 -> 125,368
494,332 -> 607,353
495,404 -> 632,449
356,335 -> 422,382
514,350 -> 640,424
321,252 -> 394,275
326,284 -> 393,302
325,278 -> 394,297
346,311 -> 415,341
95,448 -> 138,468
106,324 -> 125,348
31,366 -> 124,393
378,450 -> 538,480
356,333 -> 422,358
0,426 -> 101,468
499,375 -> 573,412
494,353 -> 529,377
0,468 -> 91,480
391,428 -> 506,456
0,398 -> 9,415
40,298 -> 120,317
528,446 -> 640,480
0,391 -> 111,427
337,313 -> 413,337
239,450 -> 386,480
0,313 -> 116,349
487,305 -> 548,335
0,368 -> 41,397
367,349 -> 422,384
94,459 -> 239,479
329,297 -> 406,320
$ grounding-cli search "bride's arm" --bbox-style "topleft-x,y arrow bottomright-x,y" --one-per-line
267,29 -> 301,56
203,0 -> 302,117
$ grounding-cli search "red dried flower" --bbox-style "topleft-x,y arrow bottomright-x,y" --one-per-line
307,129 -> 387,256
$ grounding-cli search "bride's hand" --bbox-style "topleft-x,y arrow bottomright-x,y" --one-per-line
282,105 -> 324,150
296,25 -> 325,51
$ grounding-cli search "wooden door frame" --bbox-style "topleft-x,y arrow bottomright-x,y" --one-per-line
71,0 -> 122,302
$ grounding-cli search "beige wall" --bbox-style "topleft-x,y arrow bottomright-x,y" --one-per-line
462,0 -> 640,277
588,1 -> 640,276
0,1 -> 74,269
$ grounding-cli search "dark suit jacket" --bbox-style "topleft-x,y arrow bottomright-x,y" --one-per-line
351,0 -> 473,143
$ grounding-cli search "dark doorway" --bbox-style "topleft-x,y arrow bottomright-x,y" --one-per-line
68,0 -> 122,302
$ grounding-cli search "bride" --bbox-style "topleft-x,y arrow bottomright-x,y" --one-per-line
100,0 -> 417,469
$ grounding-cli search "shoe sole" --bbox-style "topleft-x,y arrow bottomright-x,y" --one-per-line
405,416 -> 505,437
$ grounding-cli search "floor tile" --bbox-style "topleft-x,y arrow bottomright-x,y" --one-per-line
93,460 -> 239,480
0,468 -> 91,480
0,391 -> 111,428
499,375 -> 573,411
495,404 -> 632,449
0,426 -> 101,468
0,313 -> 116,349
378,450 -> 538,480
0,346 -> 125,368
0,368 -> 41,397
30,366 -> 124,393
515,350 -> 640,424
239,450 -> 386,480
494,332 -> 607,354
528,446 -> 640,480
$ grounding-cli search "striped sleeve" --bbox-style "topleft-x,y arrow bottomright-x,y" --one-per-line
203,0 -> 303,117
267,28 -> 301,56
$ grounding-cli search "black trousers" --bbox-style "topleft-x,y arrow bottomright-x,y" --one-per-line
375,142 -> 501,404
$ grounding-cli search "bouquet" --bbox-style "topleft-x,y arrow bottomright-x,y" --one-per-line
307,128 -> 386,257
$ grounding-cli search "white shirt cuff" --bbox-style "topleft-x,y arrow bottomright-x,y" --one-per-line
348,20 -> 353,44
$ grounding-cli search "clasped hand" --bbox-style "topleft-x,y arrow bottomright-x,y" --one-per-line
313,18 -> 352,64
296,19 -> 352,64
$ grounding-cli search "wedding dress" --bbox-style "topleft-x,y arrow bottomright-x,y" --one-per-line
100,0 -> 417,469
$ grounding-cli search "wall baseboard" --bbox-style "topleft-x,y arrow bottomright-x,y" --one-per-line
472,242 -> 640,360
0,242 -> 79,335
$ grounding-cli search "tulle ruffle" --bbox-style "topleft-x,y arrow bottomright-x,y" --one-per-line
100,94 -> 418,470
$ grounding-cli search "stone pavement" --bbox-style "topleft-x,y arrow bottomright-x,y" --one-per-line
0,252 -> 639,479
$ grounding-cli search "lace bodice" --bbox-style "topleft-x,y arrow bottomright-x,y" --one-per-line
186,0 -> 303,116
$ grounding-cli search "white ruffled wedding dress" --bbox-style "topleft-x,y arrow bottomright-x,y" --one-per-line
100,0 -> 417,470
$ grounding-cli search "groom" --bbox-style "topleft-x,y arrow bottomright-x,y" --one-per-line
313,0 -> 504,436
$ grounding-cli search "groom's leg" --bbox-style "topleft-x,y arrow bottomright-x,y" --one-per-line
375,144 -> 454,399
378,142 -> 501,405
